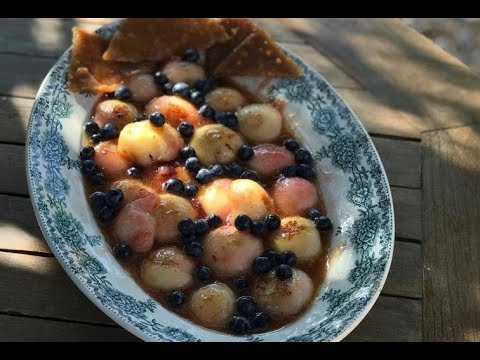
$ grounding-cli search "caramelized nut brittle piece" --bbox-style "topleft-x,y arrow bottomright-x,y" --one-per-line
69,27 -> 154,93
102,18 -> 230,63
207,18 -> 302,78
205,18 -> 257,73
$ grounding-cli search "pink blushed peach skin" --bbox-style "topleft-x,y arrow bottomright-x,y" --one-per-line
272,177 -> 319,217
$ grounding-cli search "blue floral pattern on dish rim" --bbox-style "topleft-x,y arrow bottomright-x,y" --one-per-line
26,21 -> 394,342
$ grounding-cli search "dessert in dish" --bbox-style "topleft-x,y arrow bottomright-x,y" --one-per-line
72,18 -> 332,335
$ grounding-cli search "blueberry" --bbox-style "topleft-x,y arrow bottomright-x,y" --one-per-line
276,264 -> 293,280
222,113 -> 239,129
113,243 -> 133,261
84,122 -> 99,136
240,170 -> 259,182
100,123 -> 119,140
278,251 -> 297,267
184,184 -> 198,198
105,188 -> 124,208
216,112 -> 238,128
196,266 -> 212,282
91,134 -> 103,144
80,146 -> 95,161
296,164 -> 316,180
229,316 -> 251,335
263,250 -> 279,266
172,82 -> 191,98
307,208 -> 322,220
178,218 -> 195,236
127,167 -> 142,178
195,168 -> 214,184
185,157 -> 201,172
235,214 -> 252,231
251,220 -> 268,236
281,165 -> 297,178
180,146 -> 196,160
194,77 -> 217,94
162,82 -> 174,95
194,219 -> 209,236
164,178 -> 185,194
185,242 -> 203,259
294,148 -> 313,164
252,257 -> 272,275
238,145 -> 254,161
168,290 -> 186,308
97,206 -> 115,224
177,121 -> 195,138
89,172 -> 106,185
149,112 -> 166,127
229,163 -> 244,178
189,91 -> 204,107
114,86 -> 132,101
236,296 -> 257,317
181,234 -> 198,245
206,214 -> 222,229
154,71 -> 169,86
252,312 -> 269,330
210,164 -> 224,176
265,214 -> 281,231
283,139 -> 300,152
314,215 -> 333,231
136,113 -> 148,122
198,104 -> 216,119
81,160 -> 96,175
89,192 -> 106,212
233,276 -> 249,291
182,48 -> 200,63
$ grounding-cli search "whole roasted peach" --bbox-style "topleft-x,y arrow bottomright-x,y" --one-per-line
272,177 -> 319,217
253,269 -> 313,318
189,283 -> 235,329
203,225 -> 263,277
141,246 -> 195,290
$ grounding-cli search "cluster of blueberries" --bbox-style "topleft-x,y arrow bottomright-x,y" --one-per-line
85,121 -> 120,145
177,215 -> 222,259
281,139 -> 316,181
183,145 -> 261,185
89,188 -> 125,224
79,146 -> 106,186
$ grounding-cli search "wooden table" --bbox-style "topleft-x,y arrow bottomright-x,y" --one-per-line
1,18 -> 479,342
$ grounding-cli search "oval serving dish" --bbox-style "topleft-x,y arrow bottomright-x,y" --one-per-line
26,21 -> 394,342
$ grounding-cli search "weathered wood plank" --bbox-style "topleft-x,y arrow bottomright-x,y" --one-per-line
0,97 -> 34,144
372,137 -> 421,189
0,144 -> 27,196
253,18 -> 307,44
0,252 -> 115,325
338,88 -> 424,139
422,125 -> 480,342
383,241 -> 422,299
346,296 -> 422,342
392,187 -> 422,241
0,54 -> 55,98
281,43 -> 361,89
0,315 -> 137,342
281,18 -> 480,136
0,19 -> 98,58
0,195 -> 48,253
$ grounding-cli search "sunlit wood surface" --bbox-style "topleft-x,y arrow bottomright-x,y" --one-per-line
0,18 -> 478,342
